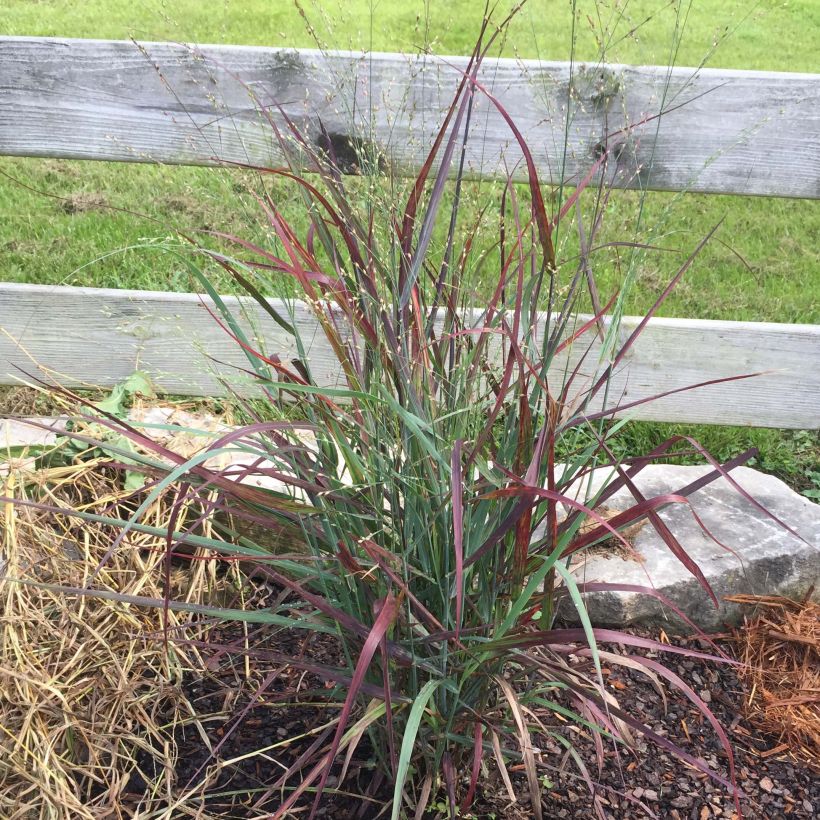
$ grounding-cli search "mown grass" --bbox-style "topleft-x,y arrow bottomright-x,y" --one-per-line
1,0 -> 818,317
1,0 -> 818,488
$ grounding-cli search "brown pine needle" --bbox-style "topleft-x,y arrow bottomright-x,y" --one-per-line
726,594 -> 820,771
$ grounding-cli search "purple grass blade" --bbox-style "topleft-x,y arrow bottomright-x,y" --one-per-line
578,650 -> 743,817
571,583 -> 731,659
507,628 -> 737,666
467,486 -> 686,569
381,629 -> 398,780
307,592 -> 399,819
460,721 -> 484,812
586,222 -> 722,403
568,371 -> 767,428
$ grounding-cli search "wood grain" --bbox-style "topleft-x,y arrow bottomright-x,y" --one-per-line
2,283 -> 818,428
1,37 -> 818,197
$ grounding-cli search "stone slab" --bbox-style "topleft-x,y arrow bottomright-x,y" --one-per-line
560,465 -> 820,631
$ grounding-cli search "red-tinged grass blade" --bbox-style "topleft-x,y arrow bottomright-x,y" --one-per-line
400,83 -> 475,311
587,650 -> 741,816
397,16 -> 493,261
454,68 -> 555,270
587,222 -> 722,404
451,439 -> 465,639
339,701 -> 377,785
179,638 -> 398,701
358,539 -> 445,635
609,459 -> 723,605
247,563 -> 425,670
460,721 -> 484,812
562,453 -> 720,606
268,725 -> 334,795
669,434 -> 808,544
554,290 -> 620,356
571,370 -> 766,428
571,583 -> 731,659
181,667 -> 281,791
557,676 -> 737,792
559,488 -> 705,553
212,160 -> 375,302
550,148 -> 611,230
307,592 -> 399,819
579,443 -> 757,518
267,595 -> 398,819
509,629 -> 737,667
579,652 -> 742,815
513,388 -> 536,588
380,631 -> 398,780
575,430 -> 806,564
14,396 -> 320,517
573,438 -> 780,588
88,443 -> 314,581
575,697 -> 608,775
468,485 -> 680,569
206,252 -> 297,336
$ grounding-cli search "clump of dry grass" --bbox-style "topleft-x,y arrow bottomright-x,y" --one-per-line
0,456 -> 226,819
727,594 -> 820,770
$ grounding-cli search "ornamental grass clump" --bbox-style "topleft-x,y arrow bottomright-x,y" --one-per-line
5,8 -> 778,818
152,39 -> 747,816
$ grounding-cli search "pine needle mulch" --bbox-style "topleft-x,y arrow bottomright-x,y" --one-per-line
726,594 -> 820,772
0,457 -> 229,820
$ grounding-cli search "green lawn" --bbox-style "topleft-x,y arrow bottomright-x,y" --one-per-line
1,0 -> 818,319
1,1 -> 818,487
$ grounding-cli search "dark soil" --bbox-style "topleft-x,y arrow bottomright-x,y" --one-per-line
129,616 -> 818,820
131,618 -> 391,819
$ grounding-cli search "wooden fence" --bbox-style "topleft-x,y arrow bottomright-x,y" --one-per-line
1,37 -> 818,428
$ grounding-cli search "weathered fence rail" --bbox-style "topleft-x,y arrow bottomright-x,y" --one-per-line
2,283 -> 818,428
1,37 -> 818,429
1,37 -> 819,196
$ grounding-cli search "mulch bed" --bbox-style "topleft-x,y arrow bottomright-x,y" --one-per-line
128,608 -> 818,820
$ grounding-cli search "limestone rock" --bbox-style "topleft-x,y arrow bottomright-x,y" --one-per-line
559,465 -> 820,632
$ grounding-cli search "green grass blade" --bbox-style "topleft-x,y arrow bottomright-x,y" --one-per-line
391,679 -> 441,820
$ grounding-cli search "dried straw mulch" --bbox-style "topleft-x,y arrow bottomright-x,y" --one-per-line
727,594 -> 820,771
0,457 -> 232,820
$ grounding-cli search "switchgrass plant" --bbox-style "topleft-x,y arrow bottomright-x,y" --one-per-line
3,4 -> 794,817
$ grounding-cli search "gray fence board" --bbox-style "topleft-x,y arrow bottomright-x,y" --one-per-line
1,37 -> 818,197
1,283 -> 818,428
